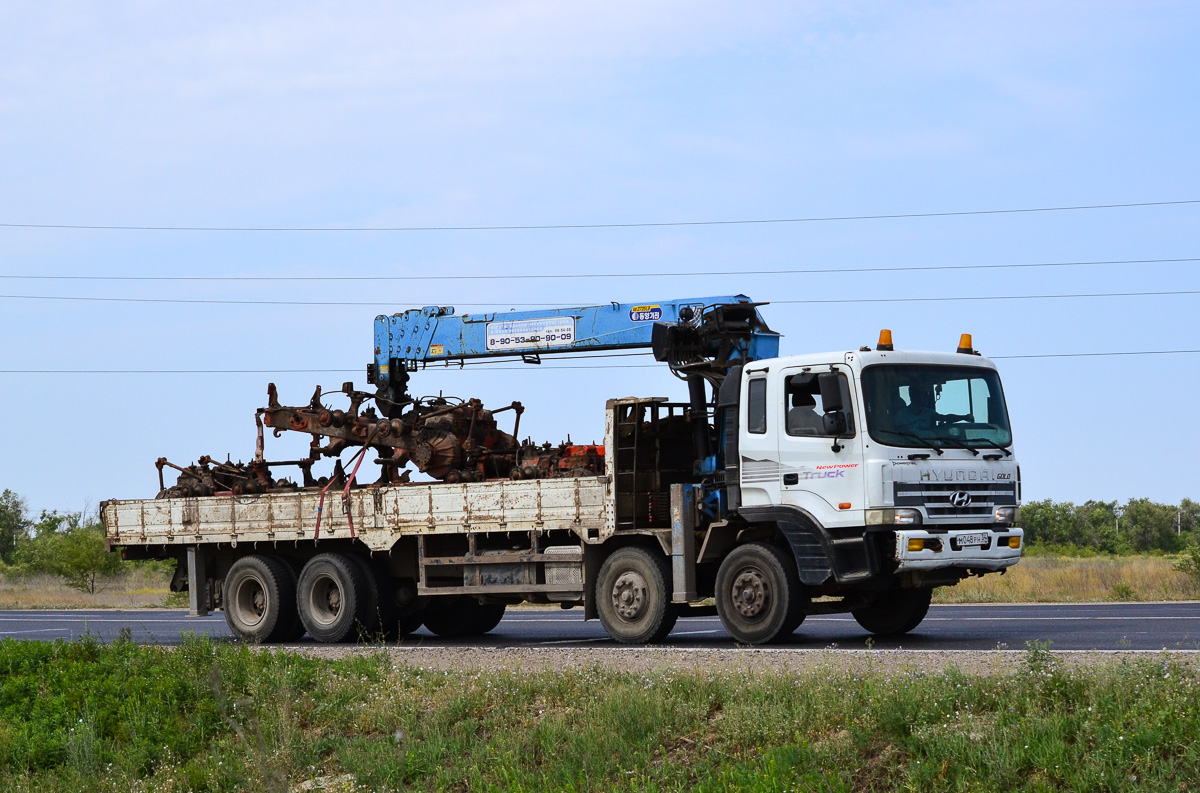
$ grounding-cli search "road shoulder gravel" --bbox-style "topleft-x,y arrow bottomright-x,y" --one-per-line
287,644 -> 1200,676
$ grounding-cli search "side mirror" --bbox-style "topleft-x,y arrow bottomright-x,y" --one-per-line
817,372 -> 843,412
822,411 -> 848,436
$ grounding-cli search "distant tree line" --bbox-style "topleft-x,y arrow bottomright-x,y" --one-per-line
1016,498 -> 1200,554
4,488 -> 1200,597
0,489 -> 124,593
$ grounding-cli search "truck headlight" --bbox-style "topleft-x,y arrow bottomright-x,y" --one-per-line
866,508 -> 922,526
994,507 -> 1016,523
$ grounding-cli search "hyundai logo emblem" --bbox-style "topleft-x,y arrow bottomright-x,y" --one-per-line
950,491 -> 973,508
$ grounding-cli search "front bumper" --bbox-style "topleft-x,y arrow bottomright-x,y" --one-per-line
894,527 -> 1023,572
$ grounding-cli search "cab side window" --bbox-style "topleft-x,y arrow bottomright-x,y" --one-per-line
784,373 -> 856,437
747,378 -> 767,434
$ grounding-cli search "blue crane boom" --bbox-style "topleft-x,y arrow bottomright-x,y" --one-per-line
367,295 -> 781,481
368,295 -> 780,402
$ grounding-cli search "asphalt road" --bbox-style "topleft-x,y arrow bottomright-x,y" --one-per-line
1,602 -> 1198,651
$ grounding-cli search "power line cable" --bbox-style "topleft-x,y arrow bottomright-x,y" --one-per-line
1,256 -> 1196,282
0,351 -> 657,375
4,349 -> 1200,374
1,199 -> 1196,233
0,369 -> 364,374
3,289 -> 1199,308
0,365 -> 649,373
777,290 -> 1200,306
991,349 -> 1200,359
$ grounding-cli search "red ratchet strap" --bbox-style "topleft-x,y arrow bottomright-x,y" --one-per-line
341,445 -> 373,539
312,429 -> 376,541
312,477 -> 336,541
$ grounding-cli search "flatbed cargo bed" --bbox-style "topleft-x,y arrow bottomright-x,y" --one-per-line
103,475 -> 613,552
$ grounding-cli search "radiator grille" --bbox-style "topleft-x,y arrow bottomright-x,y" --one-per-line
894,481 -> 1016,519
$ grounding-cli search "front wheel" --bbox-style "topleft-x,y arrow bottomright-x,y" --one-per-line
595,547 -> 677,644
715,543 -> 804,645
851,587 -> 933,636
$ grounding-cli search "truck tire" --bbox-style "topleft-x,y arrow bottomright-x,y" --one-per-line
851,587 -> 933,636
274,556 -> 308,641
595,547 -> 678,644
422,598 -> 471,637
387,579 -> 425,639
422,598 -> 506,637
297,553 -> 370,643
223,554 -> 297,644
715,543 -> 804,645
344,553 -> 396,638
472,603 -> 506,635
396,610 -> 426,637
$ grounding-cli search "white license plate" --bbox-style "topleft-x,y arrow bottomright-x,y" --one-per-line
957,532 -> 990,547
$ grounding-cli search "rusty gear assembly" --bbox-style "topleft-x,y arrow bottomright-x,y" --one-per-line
156,382 -> 604,499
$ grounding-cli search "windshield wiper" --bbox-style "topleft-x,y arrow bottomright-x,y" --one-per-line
974,440 -> 1013,457
880,430 -> 943,456
934,435 -> 980,456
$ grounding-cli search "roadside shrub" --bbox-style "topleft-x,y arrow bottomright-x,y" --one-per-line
1109,582 -> 1138,601
1173,538 -> 1200,584
9,512 -> 123,594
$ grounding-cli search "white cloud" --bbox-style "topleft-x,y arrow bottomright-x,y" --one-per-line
3,3 -> 812,101
0,1 -> 1191,220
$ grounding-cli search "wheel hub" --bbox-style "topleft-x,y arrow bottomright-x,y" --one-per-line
308,574 -> 344,626
611,571 -> 648,620
234,578 -> 267,627
731,570 -> 769,618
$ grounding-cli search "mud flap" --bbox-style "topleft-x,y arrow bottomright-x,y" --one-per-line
776,521 -> 834,586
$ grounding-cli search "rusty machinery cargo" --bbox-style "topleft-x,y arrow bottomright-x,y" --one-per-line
102,297 -> 1024,645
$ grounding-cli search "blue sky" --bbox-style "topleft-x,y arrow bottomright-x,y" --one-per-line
1,1 -> 1197,515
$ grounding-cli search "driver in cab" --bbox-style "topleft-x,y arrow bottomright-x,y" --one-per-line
898,384 -> 967,433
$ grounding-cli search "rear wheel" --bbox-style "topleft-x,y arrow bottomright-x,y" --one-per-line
595,547 -> 677,644
223,555 -> 297,644
396,610 -> 426,637
422,597 -> 505,637
385,579 -> 424,639
297,553 -> 370,643
275,556 -> 308,641
422,598 -> 470,637
472,603 -> 507,635
715,543 -> 804,645
851,587 -> 933,636
344,554 -> 395,638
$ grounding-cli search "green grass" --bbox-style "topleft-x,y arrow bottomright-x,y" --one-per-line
1,637 -> 1199,791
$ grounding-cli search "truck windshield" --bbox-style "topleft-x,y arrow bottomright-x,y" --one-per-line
861,364 -> 1012,449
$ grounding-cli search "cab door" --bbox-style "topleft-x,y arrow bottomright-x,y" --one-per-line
737,367 -> 782,506
776,364 -> 865,527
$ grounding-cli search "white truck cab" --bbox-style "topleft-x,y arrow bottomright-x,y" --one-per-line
734,335 -> 1023,593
